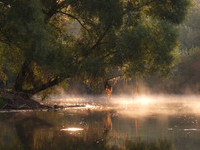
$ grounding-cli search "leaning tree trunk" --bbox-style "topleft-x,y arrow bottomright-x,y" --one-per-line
23,76 -> 68,95
14,60 -> 31,92
14,59 -> 69,96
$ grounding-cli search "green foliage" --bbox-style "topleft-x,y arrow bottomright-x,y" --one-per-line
142,0 -> 200,94
117,20 -> 179,77
0,42 -> 22,87
148,0 -> 191,24
0,96 -> 8,108
0,0 -> 62,70
0,98 -> 5,108
0,0 -> 191,93
143,46 -> 200,94
174,47 -> 200,89
71,0 -> 123,28
39,80 -> 69,100
179,2 -> 200,50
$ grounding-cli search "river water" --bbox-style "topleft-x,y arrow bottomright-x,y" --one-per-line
0,95 -> 200,150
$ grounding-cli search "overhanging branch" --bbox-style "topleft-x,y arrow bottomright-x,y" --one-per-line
90,24 -> 111,50
57,11 -> 90,34
107,74 -> 124,82
23,75 -> 69,95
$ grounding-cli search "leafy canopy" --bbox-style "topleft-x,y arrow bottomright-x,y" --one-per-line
0,0 -> 191,92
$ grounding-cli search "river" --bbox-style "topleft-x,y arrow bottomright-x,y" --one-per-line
0,95 -> 200,150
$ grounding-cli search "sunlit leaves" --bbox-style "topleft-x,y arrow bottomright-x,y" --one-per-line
146,0 -> 191,24
0,0 -> 191,92
71,0 -> 123,28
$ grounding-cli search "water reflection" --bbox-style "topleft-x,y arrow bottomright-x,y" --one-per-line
15,113 -> 52,150
103,112 -> 112,135
125,139 -> 176,150
0,107 -> 200,150
60,127 -> 84,131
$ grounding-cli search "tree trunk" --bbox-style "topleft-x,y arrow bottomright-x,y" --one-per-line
23,76 -> 68,95
14,60 -> 31,92
14,60 -> 69,96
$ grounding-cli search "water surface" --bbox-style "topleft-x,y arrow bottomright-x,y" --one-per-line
1,95 -> 200,150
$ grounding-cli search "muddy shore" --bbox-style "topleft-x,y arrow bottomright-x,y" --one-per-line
0,90 -> 49,110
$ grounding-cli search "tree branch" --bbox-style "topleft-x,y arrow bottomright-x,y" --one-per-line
100,50 -> 118,60
57,11 -> 90,34
44,0 -> 76,21
90,24 -> 111,50
14,60 -> 31,92
107,74 -> 124,82
23,76 -> 69,95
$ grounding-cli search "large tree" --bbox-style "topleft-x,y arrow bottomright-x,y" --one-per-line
0,0 -> 191,96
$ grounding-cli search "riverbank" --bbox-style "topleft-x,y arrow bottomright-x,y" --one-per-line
0,89 -> 49,110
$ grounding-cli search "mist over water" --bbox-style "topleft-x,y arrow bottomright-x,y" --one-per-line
1,93 -> 200,150
41,94 -> 200,116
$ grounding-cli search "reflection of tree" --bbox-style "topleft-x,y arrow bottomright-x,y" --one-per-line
0,111 -> 177,150
0,122 -> 20,150
27,134 -> 176,150
135,119 -> 139,137
125,139 -> 176,150
25,111 -> 113,150
103,112 -> 112,136
14,115 -> 52,150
